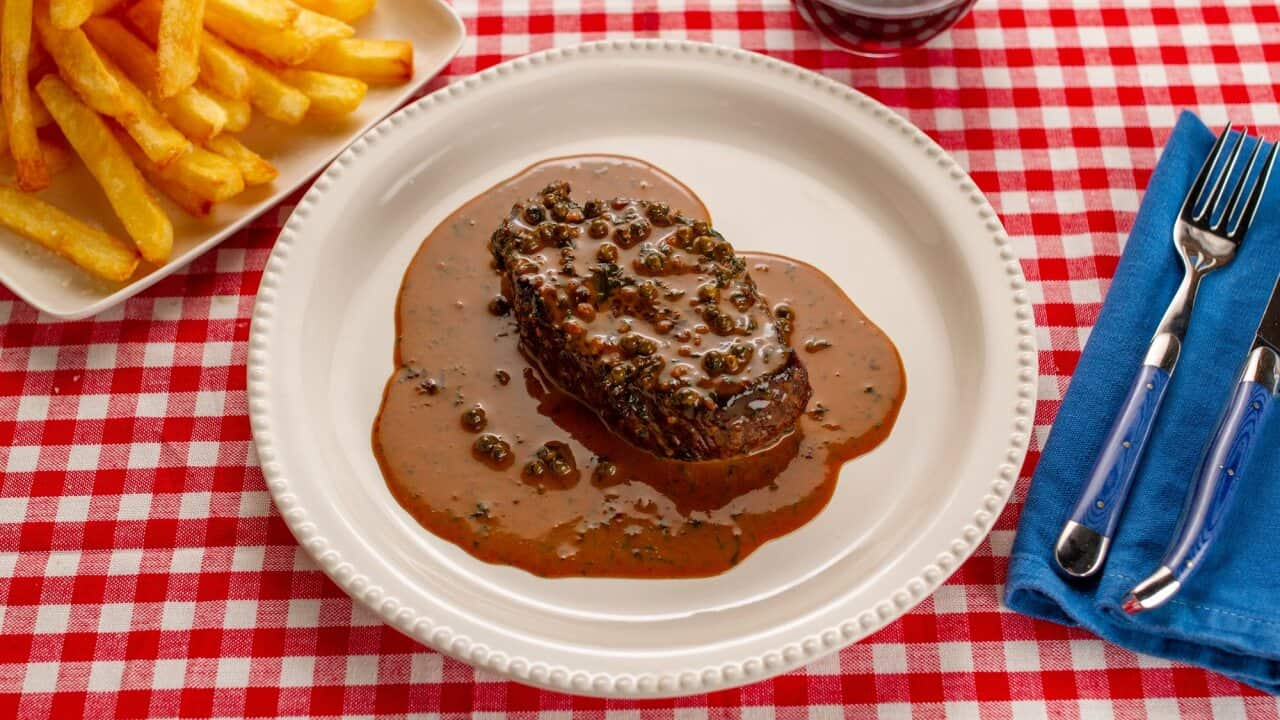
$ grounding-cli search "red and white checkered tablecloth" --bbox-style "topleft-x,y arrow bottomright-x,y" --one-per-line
3,0 -> 1280,716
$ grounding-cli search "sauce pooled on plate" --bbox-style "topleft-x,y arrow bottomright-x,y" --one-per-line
373,155 -> 905,578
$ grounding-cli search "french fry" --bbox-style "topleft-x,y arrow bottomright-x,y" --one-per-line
204,15 -> 313,66
27,30 -> 48,69
206,0 -> 296,32
114,129 -> 212,217
34,10 -> 128,117
293,9 -> 353,45
128,0 -> 251,100
204,9 -> 353,67
49,0 -> 91,29
111,125 -> 242,202
83,17 -> 227,141
166,146 -> 243,201
31,93 -> 52,128
202,33 -> 309,123
95,53 -> 191,167
206,134 -> 276,185
0,184 -> 139,281
277,69 -> 365,116
291,0 -> 373,24
203,86 -> 250,132
156,0 -> 205,97
37,137 -> 74,176
3,0 -> 49,190
298,38 -> 412,84
36,75 -> 173,263
91,0 -> 123,15
0,97 -> 53,156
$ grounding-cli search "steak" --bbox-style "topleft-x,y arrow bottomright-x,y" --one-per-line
489,181 -> 811,461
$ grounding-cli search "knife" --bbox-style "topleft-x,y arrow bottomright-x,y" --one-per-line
1123,271 -> 1280,613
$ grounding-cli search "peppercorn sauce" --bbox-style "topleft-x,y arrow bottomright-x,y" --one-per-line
373,155 -> 905,578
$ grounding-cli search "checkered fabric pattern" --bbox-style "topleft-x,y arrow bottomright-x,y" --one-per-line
3,0 -> 1280,716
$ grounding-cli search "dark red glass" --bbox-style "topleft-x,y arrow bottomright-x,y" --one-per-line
794,0 -> 977,56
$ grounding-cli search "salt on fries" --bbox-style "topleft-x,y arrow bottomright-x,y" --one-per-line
0,0 -> 414,282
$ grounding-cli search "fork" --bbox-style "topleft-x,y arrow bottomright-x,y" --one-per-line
1054,125 -> 1264,578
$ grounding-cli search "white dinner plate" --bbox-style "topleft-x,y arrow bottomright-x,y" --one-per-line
248,41 -> 1035,698
0,0 -> 464,320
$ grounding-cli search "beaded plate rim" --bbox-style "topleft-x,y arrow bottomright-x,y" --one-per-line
247,39 -> 1036,698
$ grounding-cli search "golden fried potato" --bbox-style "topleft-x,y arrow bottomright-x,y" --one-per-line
83,17 -> 227,141
203,86 -> 251,132
114,128 -> 213,217
156,0 -> 205,96
293,8 -> 352,45
202,32 -> 309,123
206,134 -> 276,185
278,69 -> 365,116
36,74 -> 173,263
128,0 -> 251,100
291,0 -> 373,24
3,0 -> 49,190
204,14 -> 313,66
96,53 -> 192,167
34,7 -> 127,114
49,0 -> 91,30
0,183 -> 139,281
299,38 -> 412,84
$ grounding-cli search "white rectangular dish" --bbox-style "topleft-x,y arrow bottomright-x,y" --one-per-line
0,0 -> 464,320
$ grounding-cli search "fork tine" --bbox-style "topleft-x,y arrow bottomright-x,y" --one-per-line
1195,127 -> 1245,223
1183,123 -> 1234,217
1215,136 -> 1265,232
1230,139 -> 1278,240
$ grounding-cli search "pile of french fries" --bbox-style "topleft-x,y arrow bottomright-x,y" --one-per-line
0,0 -> 413,282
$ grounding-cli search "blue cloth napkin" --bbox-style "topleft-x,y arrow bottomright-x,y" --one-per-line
1005,111 -> 1280,695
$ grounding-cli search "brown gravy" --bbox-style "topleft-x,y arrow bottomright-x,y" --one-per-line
373,155 -> 905,578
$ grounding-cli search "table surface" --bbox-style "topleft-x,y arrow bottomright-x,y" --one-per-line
4,0 -> 1280,717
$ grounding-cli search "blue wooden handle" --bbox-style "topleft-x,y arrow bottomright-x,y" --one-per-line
1162,380 -> 1274,581
1068,363 -> 1172,538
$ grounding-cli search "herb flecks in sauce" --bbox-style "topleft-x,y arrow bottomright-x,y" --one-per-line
373,155 -> 905,578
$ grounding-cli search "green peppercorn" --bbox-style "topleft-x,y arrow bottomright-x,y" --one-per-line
593,461 -> 618,482
713,313 -> 735,335
523,205 -> 545,224
596,242 -> 619,262
609,363 -> 633,383
695,235 -> 716,255
674,386 -> 702,409
702,351 -> 726,375
774,303 -> 795,321
589,219 -> 610,239
619,334 -> 642,356
461,404 -> 487,432
518,233 -> 540,253
712,241 -> 734,262
488,296 -> 511,316
637,282 -> 658,302
524,459 -> 547,478
674,226 -> 694,248
583,199 -> 605,218
565,208 -> 584,223
697,284 -> 719,303
642,252 -> 665,272
692,220 -> 710,235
